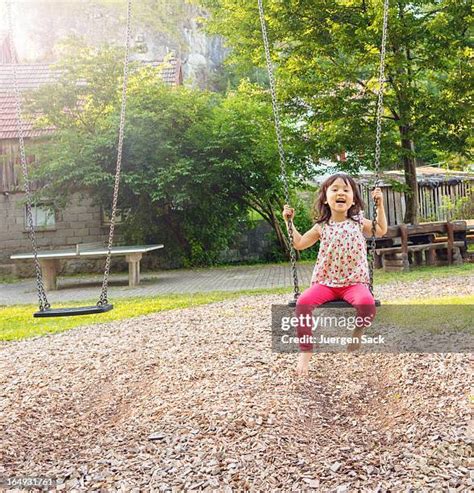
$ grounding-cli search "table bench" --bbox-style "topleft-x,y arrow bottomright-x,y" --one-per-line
374,221 -> 467,272
10,244 -> 164,291
376,241 -> 464,271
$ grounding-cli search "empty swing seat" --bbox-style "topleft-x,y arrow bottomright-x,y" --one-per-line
34,304 -> 114,318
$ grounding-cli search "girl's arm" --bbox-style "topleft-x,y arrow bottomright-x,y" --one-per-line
362,188 -> 388,237
289,222 -> 321,250
282,205 -> 321,250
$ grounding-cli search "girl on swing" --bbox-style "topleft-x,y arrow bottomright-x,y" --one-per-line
282,173 -> 388,377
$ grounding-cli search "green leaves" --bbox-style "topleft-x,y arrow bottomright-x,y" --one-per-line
30,41 -> 312,265
201,0 -> 471,168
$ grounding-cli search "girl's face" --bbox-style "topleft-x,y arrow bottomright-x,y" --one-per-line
325,177 -> 355,214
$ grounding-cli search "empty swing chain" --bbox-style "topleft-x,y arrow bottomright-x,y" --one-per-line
257,0 -> 300,302
369,0 -> 389,295
6,0 -> 50,312
97,0 -> 132,306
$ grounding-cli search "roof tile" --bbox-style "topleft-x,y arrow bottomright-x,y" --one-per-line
0,58 -> 183,140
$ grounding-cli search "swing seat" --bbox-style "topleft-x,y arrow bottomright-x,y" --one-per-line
7,0 -> 131,321
320,300 -> 381,308
288,300 -> 381,308
33,304 -> 113,318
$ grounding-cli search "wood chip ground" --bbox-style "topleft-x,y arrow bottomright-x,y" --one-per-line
0,275 -> 472,491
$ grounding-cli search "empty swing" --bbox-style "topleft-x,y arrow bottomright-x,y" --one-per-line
257,0 -> 389,308
6,0 -> 133,318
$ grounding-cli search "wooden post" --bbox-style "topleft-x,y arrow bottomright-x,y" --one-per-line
126,253 -> 142,287
446,221 -> 454,265
426,247 -> 436,266
413,251 -> 423,266
399,224 -> 410,271
374,252 -> 383,269
40,259 -> 60,291
382,253 -> 406,272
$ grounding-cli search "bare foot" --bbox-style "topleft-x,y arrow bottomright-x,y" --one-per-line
296,352 -> 313,377
347,327 -> 364,353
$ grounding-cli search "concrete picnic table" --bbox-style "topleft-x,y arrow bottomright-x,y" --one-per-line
10,244 -> 164,291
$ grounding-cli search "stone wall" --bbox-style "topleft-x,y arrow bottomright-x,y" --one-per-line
219,220 -> 275,264
0,191 -> 109,276
1,194 -> 277,277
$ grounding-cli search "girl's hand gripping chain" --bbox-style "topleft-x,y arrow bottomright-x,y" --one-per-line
282,204 -> 295,222
371,187 -> 383,207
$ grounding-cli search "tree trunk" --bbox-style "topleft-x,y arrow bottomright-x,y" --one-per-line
249,198 -> 293,258
269,208 -> 291,257
162,211 -> 190,253
399,125 -> 419,224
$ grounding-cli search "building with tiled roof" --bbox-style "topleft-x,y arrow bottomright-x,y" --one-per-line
0,64 -> 57,140
0,37 -> 184,271
0,56 -> 183,140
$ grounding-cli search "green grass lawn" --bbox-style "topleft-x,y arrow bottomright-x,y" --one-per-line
373,262 -> 473,284
1,263 -> 472,342
0,292 -> 241,342
1,289 -> 473,343
375,294 -> 474,334
0,274 -> 19,284
0,287 -> 298,342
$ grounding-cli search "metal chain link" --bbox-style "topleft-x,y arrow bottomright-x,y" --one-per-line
369,0 -> 390,295
7,0 -> 50,311
97,0 -> 132,306
257,0 -> 300,303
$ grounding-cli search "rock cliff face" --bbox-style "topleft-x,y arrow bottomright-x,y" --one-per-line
0,0 -> 227,87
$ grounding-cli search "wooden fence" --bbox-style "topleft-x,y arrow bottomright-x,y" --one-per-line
360,178 -> 473,225
0,140 -> 22,192
0,139 -> 46,192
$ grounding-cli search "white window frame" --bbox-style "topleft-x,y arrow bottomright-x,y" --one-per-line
101,206 -> 128,226
26,204 -> 56,230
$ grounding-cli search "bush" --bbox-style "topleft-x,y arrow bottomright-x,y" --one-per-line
420,185 -> 473,222
264,191 -> 320,263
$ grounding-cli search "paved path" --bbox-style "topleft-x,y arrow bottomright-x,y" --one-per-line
0,263 -> 315,306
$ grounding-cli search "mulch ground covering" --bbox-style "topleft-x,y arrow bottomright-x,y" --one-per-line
1,277 -> 472,492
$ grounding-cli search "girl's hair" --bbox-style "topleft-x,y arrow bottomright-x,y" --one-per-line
313,173 -> 365,224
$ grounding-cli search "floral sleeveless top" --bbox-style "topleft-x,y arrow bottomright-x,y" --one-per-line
311,211 -> 369,287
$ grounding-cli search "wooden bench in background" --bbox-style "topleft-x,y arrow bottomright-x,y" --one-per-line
374,221 -> 467,272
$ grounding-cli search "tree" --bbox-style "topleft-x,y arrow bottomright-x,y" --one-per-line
29,41 -> 310,263
202,80 -> 309,253
200,0 -> 472,224
29,53 -> 245,265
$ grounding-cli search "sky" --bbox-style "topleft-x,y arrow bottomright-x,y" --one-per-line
0,1 -> 128,62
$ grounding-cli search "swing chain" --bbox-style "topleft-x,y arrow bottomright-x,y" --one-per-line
369,204 -> 377,295
373,0 -> 389,182
97,0 -> 132,306
7,0 -> 50,312
369,0 -> 389,295
257,0 -> 300,302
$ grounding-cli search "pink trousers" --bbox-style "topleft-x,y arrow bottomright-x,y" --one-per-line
295,283 -> 376,351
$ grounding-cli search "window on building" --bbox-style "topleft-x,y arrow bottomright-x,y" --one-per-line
25,204 -> 56,229
101,206 -> 128,226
